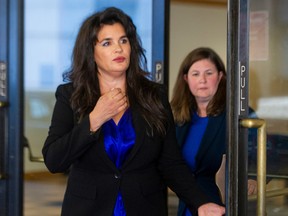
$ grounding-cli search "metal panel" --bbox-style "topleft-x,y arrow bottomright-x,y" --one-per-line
152,0 -> 169,88
227,0 -> 249,215
0,0 -> 24,215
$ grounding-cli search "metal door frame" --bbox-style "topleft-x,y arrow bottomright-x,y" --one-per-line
152,0 -> 170,88
0,0 -> 24,215
226,0 -> 250,215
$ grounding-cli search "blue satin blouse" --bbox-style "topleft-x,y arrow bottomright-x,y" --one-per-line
102,108 -> 135,216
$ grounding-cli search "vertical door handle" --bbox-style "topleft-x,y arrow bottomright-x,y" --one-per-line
240,118 -> 267,216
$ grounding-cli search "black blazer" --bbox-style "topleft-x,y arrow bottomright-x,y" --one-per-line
176,112 -> 226,215
42,83 -> 210,216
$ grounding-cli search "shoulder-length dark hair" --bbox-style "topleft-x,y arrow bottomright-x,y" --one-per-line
170,47 -> 227,124
63,7 -> 168,136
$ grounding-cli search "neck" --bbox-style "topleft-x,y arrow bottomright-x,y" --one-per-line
98,73 -> 126,94
197,103 -> 208,117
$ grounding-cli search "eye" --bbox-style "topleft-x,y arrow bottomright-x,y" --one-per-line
191,72 -> 199,76
101,40 -> 110,47
206,70 -> 215,75
98,39 -> 111,47
120,37 -> 129,44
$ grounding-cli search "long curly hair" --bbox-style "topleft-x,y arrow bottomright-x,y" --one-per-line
63,7 -> 168,136
170,47 -> 227,124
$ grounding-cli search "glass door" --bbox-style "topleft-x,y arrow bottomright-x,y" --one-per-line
248,0 -> 288,215
23,0 -> 169,215
227,0 -> 288,215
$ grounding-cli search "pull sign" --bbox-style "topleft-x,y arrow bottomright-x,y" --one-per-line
0,61 -> 7,179
0,61 -> 7,99
154,61 -> 164,84
239,61 -> 247,116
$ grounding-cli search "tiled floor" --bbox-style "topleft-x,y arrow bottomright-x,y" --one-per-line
24,172 -> 288,216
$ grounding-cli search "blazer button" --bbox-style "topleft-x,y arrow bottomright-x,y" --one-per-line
114,173 -> 121,179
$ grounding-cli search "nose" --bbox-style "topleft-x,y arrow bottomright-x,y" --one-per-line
114,43 -> 123,53
199,74 -> 207,83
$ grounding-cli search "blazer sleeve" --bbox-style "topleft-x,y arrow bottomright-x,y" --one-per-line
42,84 -> 100,173
156,86 -> 211,212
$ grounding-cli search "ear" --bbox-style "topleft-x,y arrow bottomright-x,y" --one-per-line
183,74 -> 188,82
219,71 -> 224,80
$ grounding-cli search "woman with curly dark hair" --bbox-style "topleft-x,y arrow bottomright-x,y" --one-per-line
42,8 -> 224,216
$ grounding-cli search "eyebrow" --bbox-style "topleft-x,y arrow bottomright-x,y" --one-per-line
191,69 -> 214,73
98,35 -> 128,43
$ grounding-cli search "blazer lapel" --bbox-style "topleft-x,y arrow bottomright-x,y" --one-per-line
195,112 -> 226,165
121,106 -> 146,169
176,122 -> 191,148
97,130 -> 126,171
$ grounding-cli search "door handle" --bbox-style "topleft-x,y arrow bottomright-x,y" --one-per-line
0,101 -> 9,108
240,118 -> 266,216
23,136 -> 44,163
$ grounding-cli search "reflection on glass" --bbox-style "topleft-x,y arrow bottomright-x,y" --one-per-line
249,0 -> 288,177
248,0 -> 288,215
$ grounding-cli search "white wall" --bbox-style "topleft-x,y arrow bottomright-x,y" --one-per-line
169,2 -> 227,98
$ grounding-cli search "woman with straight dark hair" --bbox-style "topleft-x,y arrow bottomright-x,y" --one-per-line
171,47 -> 257,216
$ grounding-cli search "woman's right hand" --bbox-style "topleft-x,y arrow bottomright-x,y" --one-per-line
89,88 -> 128,132
198,203 -> 225,216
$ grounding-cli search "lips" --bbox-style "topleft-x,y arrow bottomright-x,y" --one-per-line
199,87 -> 208,90
113,56 -> 125,62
